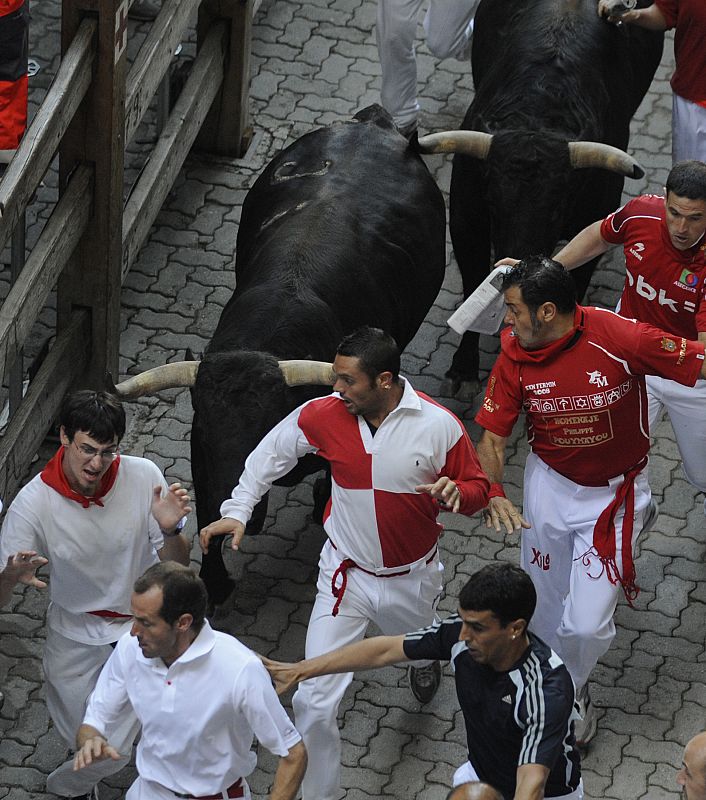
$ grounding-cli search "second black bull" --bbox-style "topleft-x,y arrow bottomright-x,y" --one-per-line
115,106 -> 446,605
417,0 -> 664,401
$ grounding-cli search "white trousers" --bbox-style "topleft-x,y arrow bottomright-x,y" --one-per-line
672,93 -> 706,163
521,453 -> 651,693
376,0 -> 479,129
44,626 -> 141,796
126,776 -> 252,800
292,540 -> 443,800
453,760 -> 584,800
647,374 -> 706,494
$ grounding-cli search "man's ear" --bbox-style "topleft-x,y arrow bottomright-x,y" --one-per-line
538,301 -> 558,324
176,613 -> 194,632
376,370 -> 394,390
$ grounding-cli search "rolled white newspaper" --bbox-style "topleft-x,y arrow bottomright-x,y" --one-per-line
447,264 -> 511,335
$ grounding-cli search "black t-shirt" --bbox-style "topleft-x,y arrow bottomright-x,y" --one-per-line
403,616 -> 581,800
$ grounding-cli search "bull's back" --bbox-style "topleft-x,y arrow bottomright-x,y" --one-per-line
214,107 -> 446,355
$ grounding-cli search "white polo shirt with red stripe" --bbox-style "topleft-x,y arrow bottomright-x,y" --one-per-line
221,377 -> 489,572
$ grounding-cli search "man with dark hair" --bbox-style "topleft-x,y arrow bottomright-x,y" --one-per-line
264,563 -> 583,800
74,563 -> 306,800
475,256 -> 706,747
547,161 -> 706,516
201,325 -> 490,800
0,390 -> 191,799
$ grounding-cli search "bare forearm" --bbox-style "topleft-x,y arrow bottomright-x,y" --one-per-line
554,221 -> 610,271
297,635 -> 408,681
158,534 -> 190,565
514,764 -> 550,800
622,5 -> 668,30
269,742 -> 307,800
476,434 -> 506,485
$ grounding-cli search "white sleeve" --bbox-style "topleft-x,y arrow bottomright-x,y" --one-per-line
147,462 -> 170,551
236,659 -> 301,756
82,637 -> 134,736
220,402 -> 318,523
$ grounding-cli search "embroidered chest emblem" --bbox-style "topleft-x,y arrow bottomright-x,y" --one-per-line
586,370 -> 608,388
661,337 -> 677,352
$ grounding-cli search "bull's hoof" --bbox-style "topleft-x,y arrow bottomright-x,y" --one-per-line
439,376 -> 461,398
312,476 -> 331,526
205,578 -> 236,618
454,379 -> 482,404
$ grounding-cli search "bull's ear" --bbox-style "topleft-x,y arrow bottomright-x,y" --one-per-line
105,372 -> 118,393
185,348 -> 197,361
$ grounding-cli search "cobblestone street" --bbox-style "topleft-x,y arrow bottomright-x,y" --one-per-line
1,1 -> 703,799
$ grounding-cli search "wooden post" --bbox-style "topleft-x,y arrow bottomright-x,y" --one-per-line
196,0 -> 253,157
57,0 -> 126,388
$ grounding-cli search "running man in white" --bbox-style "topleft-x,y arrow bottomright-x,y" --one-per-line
0,390 -> 191,799
74,562 -> 306,800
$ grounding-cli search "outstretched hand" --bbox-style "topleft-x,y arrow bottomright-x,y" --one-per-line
483,497 -> 531,534
260,655 -> 302,696
152,483 -> 192,533
416,477 -> 462,513
2,551 -> 48,589
73,736 -> 121,771
200,518 -> 246,553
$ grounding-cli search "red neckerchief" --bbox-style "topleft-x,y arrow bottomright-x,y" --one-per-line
501,307 -> 584,364
41,446 -> 120,508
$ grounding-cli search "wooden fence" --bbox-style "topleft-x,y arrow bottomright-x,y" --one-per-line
0,0 -> 259,501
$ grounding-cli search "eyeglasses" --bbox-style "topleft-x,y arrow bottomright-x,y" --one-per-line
72,441 -> 119,461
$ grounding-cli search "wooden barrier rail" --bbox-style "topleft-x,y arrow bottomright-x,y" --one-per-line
0,0 -> 257,501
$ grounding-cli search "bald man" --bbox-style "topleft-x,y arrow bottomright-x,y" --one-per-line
678,732 -> 706,799
447,781 -> 503,800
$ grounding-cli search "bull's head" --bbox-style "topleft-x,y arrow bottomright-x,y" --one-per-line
111,356 -> 335,606
110,359 -> 335,398
416,131 -> 645,180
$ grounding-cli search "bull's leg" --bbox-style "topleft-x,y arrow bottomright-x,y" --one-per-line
312,471 -> 332,526
441,330 -> 481,403
447,160 -> 491,402
199,495 -> 268,612
571,259 -> 599,302
199,545 -> 235,611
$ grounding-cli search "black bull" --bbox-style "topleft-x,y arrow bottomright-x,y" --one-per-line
433,0 -> 664,400
191,106 -> 446,604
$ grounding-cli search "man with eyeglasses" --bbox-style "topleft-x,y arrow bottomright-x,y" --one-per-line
0,390 -> 191,800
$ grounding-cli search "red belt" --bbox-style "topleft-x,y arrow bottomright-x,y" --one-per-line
173,778 -> 244,800
330,548 -> 437,617
88,610 -> 132,619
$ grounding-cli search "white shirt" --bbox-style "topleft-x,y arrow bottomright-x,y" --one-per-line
0,455 -> 165,644
83,622 -> 301,795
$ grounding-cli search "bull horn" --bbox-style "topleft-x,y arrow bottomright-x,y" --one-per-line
278,360 -> 335,386
568,141 -> 644,179
416,131 -> 493,160
112,358 -> 334,400
113,362 -> 200,398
